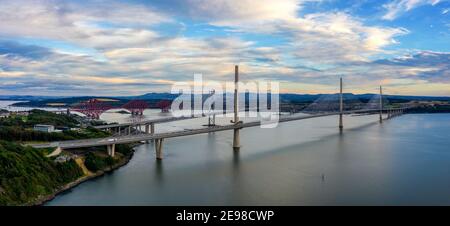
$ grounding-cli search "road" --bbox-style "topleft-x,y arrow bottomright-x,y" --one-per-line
32,108 -> 406,149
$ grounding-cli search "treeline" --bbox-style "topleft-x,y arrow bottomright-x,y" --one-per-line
83,144 -> 134,172
0,126 -> 111,142
0,141 -> 84,205
0,109 -> 79,127
0,109 -> 111,142
84,152 -> 115,172
407,105 -> 450,114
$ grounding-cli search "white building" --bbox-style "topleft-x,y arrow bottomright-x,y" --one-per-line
33,124 -> 55,133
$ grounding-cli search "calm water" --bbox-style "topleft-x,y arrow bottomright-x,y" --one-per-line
41,111 -> 450,206
3,101 -> 449,205
0,100 -> 65,112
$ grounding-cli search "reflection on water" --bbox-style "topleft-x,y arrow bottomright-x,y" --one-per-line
3,101 -> 449,205
0,98 -> 442,206
42,112 -> 450,206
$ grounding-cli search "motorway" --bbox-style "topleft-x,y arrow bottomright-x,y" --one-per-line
31,108 -> 405,149
93,109 -> 257,129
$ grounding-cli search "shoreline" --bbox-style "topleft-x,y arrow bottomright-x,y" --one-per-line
29,149 -> 136,206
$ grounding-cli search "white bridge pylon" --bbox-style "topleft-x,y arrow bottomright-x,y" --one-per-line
33,66 -> 407,160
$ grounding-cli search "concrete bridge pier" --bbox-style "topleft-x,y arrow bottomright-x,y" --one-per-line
107,144 -> 115,157
128,126 -> 131,135
155,138 -> 164,160
151,123 -> 155,134
339,77 -> 343,131
233,128 -> 240,151
208,113 -> 216,127
144,123 -> 155,134
232,65 -> 241,151
144,123 -> 155,143
379,86 -> 383,123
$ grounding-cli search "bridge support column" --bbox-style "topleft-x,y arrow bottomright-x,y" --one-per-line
339,77 -> 343,131
107,144 -> 115,157
143,123 -> 155,143
379,86 -> 383,123
208,114 -> 216,127
118,127 -> 121,135
155,138 -> 164,160
233,129 -> 240,150
233,65 -> 240,151
128,126 -> 131,135
150,123 -> 155,143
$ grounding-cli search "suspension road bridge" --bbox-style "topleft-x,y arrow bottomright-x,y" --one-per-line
31,65 -> 408,159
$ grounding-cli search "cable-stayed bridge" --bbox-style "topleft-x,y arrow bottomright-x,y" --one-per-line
31,66 -> 408,160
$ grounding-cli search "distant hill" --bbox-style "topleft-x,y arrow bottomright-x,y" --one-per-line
280,93 -> 450,103
6,92 -> 450,108
0,95 -> 55,101
11,96 -> 128,107
134,93 -> 180,100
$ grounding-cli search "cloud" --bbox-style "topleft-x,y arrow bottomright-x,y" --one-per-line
280,12 -> 408,63
373,51 -> 450,82
0,0 -> 447,96
185,0 -> 303,24
148,1 -> 408,63
0,41 -> 53,59
382,0 -> 442,20
0,0 -> 169,50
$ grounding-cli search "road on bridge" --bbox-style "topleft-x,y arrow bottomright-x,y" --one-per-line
32,108 -> 406,150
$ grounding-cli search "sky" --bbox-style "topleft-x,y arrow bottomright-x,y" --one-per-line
0,0 -> 449,96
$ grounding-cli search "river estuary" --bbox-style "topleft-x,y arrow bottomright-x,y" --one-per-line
2,101 -> 450,205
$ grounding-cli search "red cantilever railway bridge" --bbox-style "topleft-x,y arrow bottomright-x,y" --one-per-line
69,99 -> 169,119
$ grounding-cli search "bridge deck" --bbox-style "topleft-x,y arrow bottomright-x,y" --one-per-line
31,108 -> 406,149
93,108 -> 260,129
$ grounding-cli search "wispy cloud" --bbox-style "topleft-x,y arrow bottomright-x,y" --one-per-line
382,0 -> 442,20
0,0 -> 448,96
